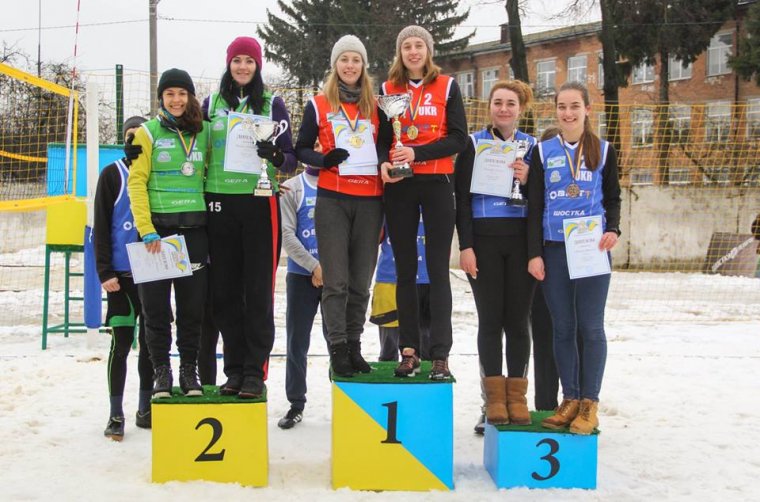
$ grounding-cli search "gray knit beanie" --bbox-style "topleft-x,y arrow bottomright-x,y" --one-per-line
330,35 -> 368,68
396,25 -> 435,57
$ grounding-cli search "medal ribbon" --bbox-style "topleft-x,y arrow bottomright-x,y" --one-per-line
405,84 -> 425,123
339,103 -> 360,132
236,95 -> 250,114
173,128 -> 197,161
561,138 -> 584,182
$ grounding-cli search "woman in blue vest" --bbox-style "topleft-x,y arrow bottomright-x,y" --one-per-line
527,81 -> 621,434
455,80 -> 536,426
127,68 -> 209,399
95,116 -> 153,440
203,37 -> 297,398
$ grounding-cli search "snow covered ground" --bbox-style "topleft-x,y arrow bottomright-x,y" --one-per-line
1,268 -> 758,501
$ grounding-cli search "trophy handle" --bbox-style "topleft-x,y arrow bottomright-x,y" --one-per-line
272,120 -> 289,142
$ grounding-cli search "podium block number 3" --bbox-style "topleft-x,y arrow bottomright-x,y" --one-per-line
195,417 -> 226,462
531,438 -> 560,481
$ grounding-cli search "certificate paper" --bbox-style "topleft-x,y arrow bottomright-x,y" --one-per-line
224,112 -> 268,174
126,235 -> 193,284
470,139 -> 517,198
330,118 -> 378,176
562,215 -> 611,279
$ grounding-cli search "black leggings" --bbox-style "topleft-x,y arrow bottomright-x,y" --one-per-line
107,322 -> 153,396
469,233 -> 536,377
383,176 -> 455,360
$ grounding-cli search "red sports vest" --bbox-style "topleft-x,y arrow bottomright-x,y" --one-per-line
311,95 -> 383,197
382,75 -> 454,175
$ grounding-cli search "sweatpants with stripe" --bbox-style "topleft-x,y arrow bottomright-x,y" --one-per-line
206,193 -> 281,381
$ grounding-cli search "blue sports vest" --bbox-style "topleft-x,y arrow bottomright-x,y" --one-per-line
539,135 -> 609,241
375,218 -> 429,284
111,159 -> 139,272
470,128 -> 536,219
287,173 -> 319,275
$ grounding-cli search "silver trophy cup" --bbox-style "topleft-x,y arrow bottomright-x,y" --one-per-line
251,119 -> 289,197
508,139 -> 528,206
377,93 -> 413,178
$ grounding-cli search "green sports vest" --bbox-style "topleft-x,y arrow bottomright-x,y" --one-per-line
144,118 -> 208,214
205,91 -> 280,194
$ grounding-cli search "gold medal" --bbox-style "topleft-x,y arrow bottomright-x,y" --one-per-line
407,125 -> 419,140
566,183 -> 580,198
348,133 -> 364,148
180,161 -> 196,177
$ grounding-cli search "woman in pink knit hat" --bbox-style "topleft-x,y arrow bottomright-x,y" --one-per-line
202,36 -> 297,399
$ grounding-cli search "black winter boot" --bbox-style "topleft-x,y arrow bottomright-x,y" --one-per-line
330,342 -> 354,377
347,339 -> 371,373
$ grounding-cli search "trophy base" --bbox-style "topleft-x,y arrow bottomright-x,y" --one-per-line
253,188 -> 274,197
388,166 -> 414,179
508,198 -> 528,207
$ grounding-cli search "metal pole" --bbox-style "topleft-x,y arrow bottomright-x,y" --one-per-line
149,0 -> 160,116
116,64 -> 124,143
37,0 -> 42,77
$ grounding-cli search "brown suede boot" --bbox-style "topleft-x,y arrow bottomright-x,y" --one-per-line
505,377 -> 531,425
541,398 -> 580,429
569,399 -> 599,435
483,376 -> 509,425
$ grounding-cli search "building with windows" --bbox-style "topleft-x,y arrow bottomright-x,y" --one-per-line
437,2 -> 760,185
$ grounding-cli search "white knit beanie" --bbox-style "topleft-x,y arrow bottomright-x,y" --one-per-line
330,35 -> 368,68
396,25 -> 435,57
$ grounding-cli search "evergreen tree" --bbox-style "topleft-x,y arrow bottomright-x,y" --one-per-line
729,0 -> 760,86
258,0 -> 474,90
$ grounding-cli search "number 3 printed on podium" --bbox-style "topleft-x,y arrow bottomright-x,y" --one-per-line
531,438 -> 560,481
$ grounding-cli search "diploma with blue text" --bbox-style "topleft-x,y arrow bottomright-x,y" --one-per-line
470,139 -> 516,198
562,215 -> 611,279
126,235 -> 193,284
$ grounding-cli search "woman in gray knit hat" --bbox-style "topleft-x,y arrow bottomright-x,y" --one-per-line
295,34 -> 384,378
378,25 -> 468,380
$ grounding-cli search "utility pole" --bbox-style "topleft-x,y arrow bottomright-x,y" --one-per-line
149,0 -> 160,116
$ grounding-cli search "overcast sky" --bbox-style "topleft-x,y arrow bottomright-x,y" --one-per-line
0,0 -> 598,80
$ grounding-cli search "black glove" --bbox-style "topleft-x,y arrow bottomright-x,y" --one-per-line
256,141 -> 285,167
123,134 -> 142,162
322,148 -> 349,168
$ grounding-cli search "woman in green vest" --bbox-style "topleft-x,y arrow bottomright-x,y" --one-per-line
202,37 -> 297,399
127,68 -> 209,398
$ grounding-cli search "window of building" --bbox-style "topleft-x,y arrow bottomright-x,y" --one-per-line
747,98 -> 760,139
481,68 -> 499,99
457,72 -> 474,99
668,105 -> 691,144
631,108 -> 654,147
536,60 -> 556,96
630,170 -> 654,185
668,56 -> 692,81
707,32 -> 732,76
705,101 -> 731,142
567,55 -> 587,84
669,168 -> 692,185
597,112 -> 607,140
597,52 -> 604,89
535,117 -> 556,139
632,62 -> 655,84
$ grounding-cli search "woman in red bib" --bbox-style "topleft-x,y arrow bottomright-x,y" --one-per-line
378,25 -> 468,379
295,35 -> 384,377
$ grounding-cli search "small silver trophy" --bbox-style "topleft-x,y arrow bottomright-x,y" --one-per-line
377,93 -> 413,178
508,139 -> 528,207
251,119 -> 289,197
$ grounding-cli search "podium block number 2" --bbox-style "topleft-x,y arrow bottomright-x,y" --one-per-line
531,438 -> 560,481
195,417 -> 226,462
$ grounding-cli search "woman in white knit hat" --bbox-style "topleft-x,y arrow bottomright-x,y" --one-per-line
295,34 -> 384,377
378,25 -> 468,380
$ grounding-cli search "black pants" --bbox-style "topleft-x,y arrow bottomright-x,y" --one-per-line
530,284 -> 559,410
198,271 -> 219,386
383,176 -> 455,360
106,274 -> 152,395
378,284 -> 432,361
206,193 -> 281,380
138,226 -> 208,368
468,233 -> 535,377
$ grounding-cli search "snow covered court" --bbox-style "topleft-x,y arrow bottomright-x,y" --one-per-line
1,267 -> 758,501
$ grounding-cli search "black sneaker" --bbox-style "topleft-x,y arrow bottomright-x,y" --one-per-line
179,363 -> 203,397
277,407 -> 303,430
394,349 -> 421,377
152,365 -> 173,398
347,339 -> 371,373
104,416 -> 125,441
238,376 -> 265,399
220,374 -> 243,396
429,359 -> 452,380
135,409 -> 152,429
474,412 -> 485,435
329,342 -> 354,377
